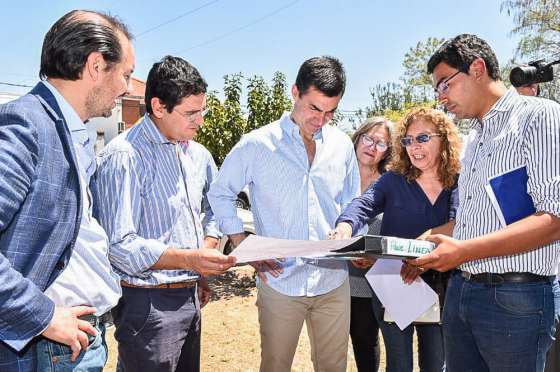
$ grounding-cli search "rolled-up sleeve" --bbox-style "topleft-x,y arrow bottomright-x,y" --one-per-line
95,150 -> 167,277
208,137 -> 253,235
524,102 -> 560,217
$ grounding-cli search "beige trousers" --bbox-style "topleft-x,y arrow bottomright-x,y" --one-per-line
256,278 -> 350,372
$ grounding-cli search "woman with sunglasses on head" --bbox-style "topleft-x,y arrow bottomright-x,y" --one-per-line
331,107 -> 461,372
348,117 -> 393,372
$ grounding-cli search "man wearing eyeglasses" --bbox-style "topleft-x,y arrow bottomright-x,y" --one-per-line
409,34 -> 560,372
208,56 -> 360,372
94,55 -> 236,372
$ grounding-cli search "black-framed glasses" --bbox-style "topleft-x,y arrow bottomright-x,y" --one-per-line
400,133 -> 441,147
435,71 -> 461,95
173,108 -> 209,122
361,134 -> 388,152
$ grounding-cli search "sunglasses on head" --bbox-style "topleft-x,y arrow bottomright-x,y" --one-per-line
400,133 -> 441,147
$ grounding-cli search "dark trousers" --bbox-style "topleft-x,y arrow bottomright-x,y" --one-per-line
113,286 -> 200,372
350,296 -> 380,372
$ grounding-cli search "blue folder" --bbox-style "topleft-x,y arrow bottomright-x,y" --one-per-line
485,165 -> 536,226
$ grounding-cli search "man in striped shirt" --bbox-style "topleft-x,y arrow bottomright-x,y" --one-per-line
411,34 -> 560,372
95,56 -> 236,372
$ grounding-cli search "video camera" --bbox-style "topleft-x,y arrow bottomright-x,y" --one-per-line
509,59 -> 560,87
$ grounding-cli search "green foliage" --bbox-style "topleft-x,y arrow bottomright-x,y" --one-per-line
350,36 -> 476,134
501,0 -> 560,59
501,0 -> 560,101
246,72 -> 293,132
401,37 -> 446,102
196,72 -> 292,165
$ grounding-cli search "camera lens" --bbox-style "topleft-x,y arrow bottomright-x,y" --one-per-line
509,66 -> 537,87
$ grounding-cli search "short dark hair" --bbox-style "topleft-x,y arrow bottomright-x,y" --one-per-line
145,56 -> 208,115
40,10 -> 133,80
295,56 -> 346,97
427,34 -> 500,81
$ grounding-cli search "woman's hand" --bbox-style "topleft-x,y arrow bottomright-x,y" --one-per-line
400,262 -> 423,284
327,222 -> 353,240
351,257 -> 376,268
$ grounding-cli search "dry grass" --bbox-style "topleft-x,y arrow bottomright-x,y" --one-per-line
105,266 -> 419,371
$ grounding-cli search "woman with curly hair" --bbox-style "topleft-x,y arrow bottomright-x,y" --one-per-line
331,107 -> 461,372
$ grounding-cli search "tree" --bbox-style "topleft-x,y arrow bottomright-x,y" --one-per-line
246,72 -> 292,132
401,37 -> 446,103
501,0 -> 560,58
501,0 -> 560,101
350,36 -> 476,133
196,72 -> 292,165
348,83 -> 425,129
196,74 -> 246,165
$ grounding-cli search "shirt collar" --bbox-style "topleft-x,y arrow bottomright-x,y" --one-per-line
469,87 -> 520,131
482,87 -> 519,121
141,114 -> 173,145
41,80 -> 89,145
280,112 -> 325,142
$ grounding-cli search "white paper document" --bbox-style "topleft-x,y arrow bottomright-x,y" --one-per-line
230,234 -> 361,263
365,259 -> 438,330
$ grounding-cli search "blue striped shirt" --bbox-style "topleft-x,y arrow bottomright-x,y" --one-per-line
456,88 -> 560,275
94,115 -> 220,285
208,113 -> 360,296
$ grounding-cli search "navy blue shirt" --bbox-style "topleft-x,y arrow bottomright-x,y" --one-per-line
337,171 -> 456,239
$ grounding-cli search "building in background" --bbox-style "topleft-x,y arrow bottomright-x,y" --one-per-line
1,77 -> 146,154
89,77 -> 146,153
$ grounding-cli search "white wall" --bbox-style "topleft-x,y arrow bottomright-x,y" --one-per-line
0,92 -> 21,104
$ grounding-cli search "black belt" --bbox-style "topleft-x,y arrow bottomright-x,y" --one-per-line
460,271 -> 554,284
79,312 -> 112,327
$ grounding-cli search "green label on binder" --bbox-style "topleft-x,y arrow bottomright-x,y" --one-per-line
385,237 -> 434,257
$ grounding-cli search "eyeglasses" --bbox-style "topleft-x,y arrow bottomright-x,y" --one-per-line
361,134 -> 388,152
400,133 -> 441,147
434,71 -> 461,95
173,108 -> 209,122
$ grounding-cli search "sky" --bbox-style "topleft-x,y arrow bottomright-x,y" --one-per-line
0,0 -> 521,117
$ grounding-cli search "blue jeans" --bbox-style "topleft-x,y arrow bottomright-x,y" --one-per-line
443,271 -> 560,372
36,322 -> 108,372
371,293 -> 444,372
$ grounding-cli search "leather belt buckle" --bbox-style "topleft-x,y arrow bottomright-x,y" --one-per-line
79,312 -> 112,327
460,271 -> 472,281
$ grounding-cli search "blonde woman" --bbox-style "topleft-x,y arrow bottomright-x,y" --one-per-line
349,117 -> 393,372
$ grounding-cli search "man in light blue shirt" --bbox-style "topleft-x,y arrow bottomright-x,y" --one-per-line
95,56 -> 235,372
208,56 -> 360,372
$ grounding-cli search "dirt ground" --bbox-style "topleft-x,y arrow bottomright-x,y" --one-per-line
105,266 -> 419,371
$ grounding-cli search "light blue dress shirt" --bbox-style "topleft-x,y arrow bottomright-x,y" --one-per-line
94,115 -> 220,286
41,81 -> 121,315
208,113 -> 360,296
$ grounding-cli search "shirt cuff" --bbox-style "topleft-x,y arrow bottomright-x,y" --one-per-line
204,226 -> 223,239
218,217 -> 245,236
142,240 -> 168,270
534,200 -> 560,218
